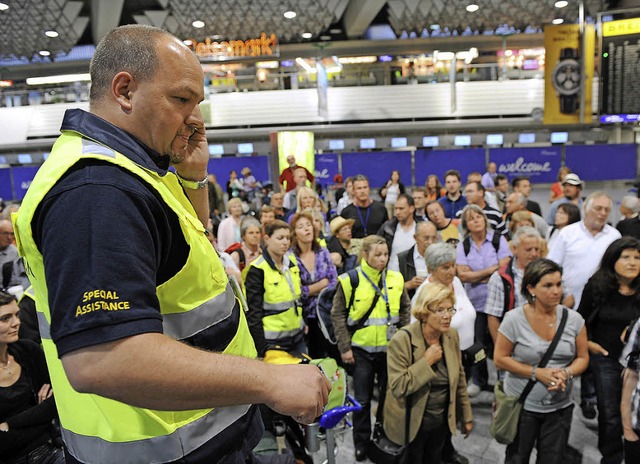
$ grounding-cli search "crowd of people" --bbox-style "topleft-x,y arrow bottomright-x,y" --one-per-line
2,23 -> 640,464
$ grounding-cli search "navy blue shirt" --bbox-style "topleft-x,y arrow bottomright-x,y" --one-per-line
33,109 -> 190,356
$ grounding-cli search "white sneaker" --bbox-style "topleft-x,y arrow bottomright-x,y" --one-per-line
467,383 -> 481,397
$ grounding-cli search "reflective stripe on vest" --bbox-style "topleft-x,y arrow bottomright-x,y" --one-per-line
263,299 -> 297,314
62,404 -> 252,464
264,318 -> 305,340
163,282 -> 236,339
347,315 -> 400,327
351,344 -> 389,353
12,130 -> 259,462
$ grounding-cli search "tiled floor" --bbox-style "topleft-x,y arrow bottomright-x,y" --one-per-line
308,364 -> 603,464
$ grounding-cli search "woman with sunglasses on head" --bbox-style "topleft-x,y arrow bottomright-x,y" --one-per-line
384,282 -> 473,463
578,237 -> 640,464
494,258 -> 589,464
0,290 -> 64,464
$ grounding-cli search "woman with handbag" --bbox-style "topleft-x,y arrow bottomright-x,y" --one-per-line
331,235 -> 411,461
384,282 -> 473,464
494,258 -> 589,464
577,237 -> 640,464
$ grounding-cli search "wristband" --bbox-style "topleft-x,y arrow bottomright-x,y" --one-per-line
176,172 -> 208,190
530,366 -> 537,382
564,367 -> 573,380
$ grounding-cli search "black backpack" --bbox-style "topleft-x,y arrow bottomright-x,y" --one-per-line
316,268 -> 359,345
462,232 -> 501,256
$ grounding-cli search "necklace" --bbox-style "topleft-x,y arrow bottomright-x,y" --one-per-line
0,358 -> 12,375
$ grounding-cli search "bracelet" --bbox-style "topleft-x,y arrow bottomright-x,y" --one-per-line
176,171 -> 208,190
564,367 -> 574,380
530,366 -> 537,382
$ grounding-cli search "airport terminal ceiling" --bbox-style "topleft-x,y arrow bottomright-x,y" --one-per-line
0,0 -> 633,63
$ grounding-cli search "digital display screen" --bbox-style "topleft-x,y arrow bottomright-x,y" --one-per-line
0,156 -> 7,164
486,134 -> 503,145
422,136 -> 439,147
454,135 -> 471,146
550,132 -> 569,144
208,144 -> 224,156
518,133 -> 536,144
42,152 -> 50,161
360,138 -> 376,149
391,137 -> 408,148
17,154 -> 33,164
237,143 -> 254,154
329,139 -> 345,150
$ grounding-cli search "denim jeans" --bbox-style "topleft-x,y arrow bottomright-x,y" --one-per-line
505,404 -> 573,464
591,353 -> 624,464
352,347 -> 388,450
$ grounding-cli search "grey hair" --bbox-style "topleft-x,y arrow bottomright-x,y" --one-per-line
460,204 -> 491,236
511,192 -> 527,207
425,242 -> 457,273
240,217 -> 261,237
90,24 -> 174,104
622,195 -> 640,214
583,191 -> 613,215
511,225 -> 541,247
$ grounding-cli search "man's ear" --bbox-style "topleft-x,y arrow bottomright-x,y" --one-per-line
111,71 -> 136,112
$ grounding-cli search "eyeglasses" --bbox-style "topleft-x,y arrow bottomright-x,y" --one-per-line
431,307 -> 456,318
0,232 -> 14,236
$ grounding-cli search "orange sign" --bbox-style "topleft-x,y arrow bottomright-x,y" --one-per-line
186,32 -> 278,61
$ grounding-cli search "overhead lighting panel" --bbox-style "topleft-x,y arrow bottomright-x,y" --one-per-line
45,30 -> 59,38
26,73 -> 91,85
284,11 -> 296,19
466,4 -> 479,12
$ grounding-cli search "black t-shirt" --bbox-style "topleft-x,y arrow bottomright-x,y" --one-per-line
579,280 -> 640,361
341,201 -> 388,238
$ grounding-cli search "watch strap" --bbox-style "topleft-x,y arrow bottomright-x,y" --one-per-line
176,172 -> 208,190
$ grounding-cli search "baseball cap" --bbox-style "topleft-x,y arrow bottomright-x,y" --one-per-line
562,173 -> 583,186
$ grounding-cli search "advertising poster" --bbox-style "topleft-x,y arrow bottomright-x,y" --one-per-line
565,144 -> 637,181
543,24 -> 595,124
414,149 -> 486,186
489,147 -> 561,183
0,169 -> 12,201
276,131 -> 315,189
314,154 -> 339,186
207,156 -> 270,184
12,166 -> 40,201
342,151 -> 411,188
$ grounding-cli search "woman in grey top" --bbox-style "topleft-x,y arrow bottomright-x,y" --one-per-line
494,258 -> 589,464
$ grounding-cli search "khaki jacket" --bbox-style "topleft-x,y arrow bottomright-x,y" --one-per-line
383,321 -> 473,445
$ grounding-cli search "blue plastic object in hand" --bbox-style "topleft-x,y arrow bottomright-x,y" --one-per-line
319,395 -> 362,429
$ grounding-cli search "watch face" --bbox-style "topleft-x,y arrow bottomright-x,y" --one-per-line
552,59 -> 580,95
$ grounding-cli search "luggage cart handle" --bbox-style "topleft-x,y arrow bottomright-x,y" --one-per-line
319,395 -> 362,429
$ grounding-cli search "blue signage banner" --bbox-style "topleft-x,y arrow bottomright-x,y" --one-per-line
314,154 -> 339,186
12,166 -> 40,200
414,149 -> 486,186
565,144 -> 637,181
207,156 -> 271,185
341,151 -> 412,188
0,169 -> 13,201
489,146 -> 561,184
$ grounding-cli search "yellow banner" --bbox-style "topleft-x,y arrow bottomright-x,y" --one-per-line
603,18 -> 640,37
543,24 -> 595,125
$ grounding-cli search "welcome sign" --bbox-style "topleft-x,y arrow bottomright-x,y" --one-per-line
489,147 -> 561,183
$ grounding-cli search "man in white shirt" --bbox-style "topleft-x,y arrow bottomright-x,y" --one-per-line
391,221 -> 437,298
547,191 -> 621,420
377,194 -> 419,271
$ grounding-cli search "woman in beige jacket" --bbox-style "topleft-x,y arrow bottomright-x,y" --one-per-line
383,282 -> 473,463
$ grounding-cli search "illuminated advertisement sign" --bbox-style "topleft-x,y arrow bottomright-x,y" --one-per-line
186,32 -> 279,61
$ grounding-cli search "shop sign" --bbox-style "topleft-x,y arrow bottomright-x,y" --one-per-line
187,32 -> 279,61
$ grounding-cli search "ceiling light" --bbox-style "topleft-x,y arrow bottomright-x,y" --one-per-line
295,57 -> 316,73
555,1 -> 568,7
26,73 -> 91,86
39,50 -> 51,56
192,20 -> 205,28
45,30 -> 58,38
284,11 -> 296,19
466,4 -> 479,12
0,3 -> 8,11
320,35 -> 331,41
552,18 -> 564,24
301,32 -> 312,39
430,24 -> 440,30
329,28 -> 342,34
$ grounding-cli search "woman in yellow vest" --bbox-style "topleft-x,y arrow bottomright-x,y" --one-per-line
245,220 -> 306,358
331,235 -> 411,461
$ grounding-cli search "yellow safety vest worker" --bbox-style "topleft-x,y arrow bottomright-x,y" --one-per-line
247,251 -> 304,350
338,260 -> 404,352
12,132 -> 258,464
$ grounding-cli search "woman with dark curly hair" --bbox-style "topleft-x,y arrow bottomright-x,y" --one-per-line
578,237 -> 640,464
